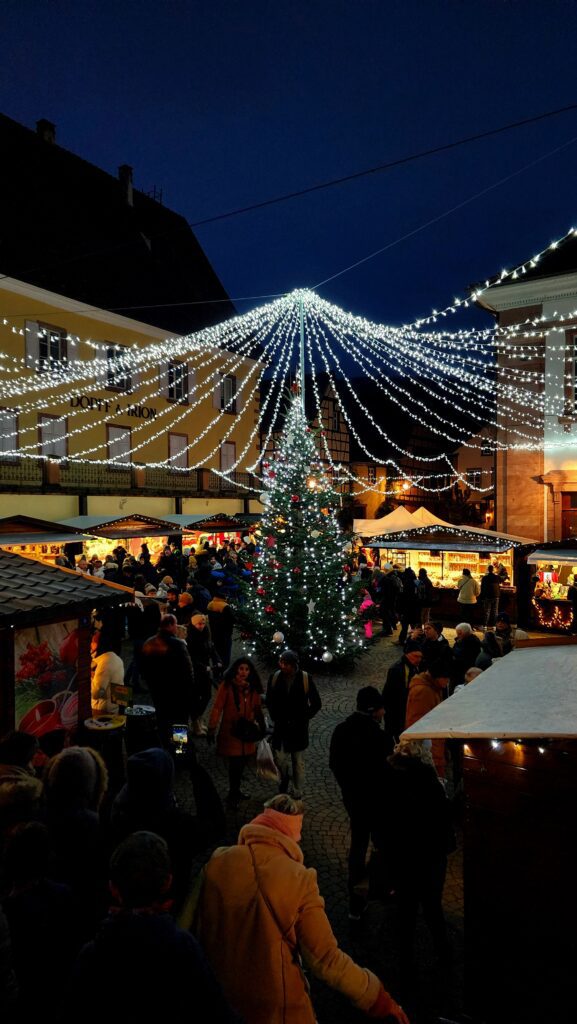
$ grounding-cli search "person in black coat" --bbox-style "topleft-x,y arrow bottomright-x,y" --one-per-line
398,567 -> 419,643
108,747 -> 225,911
186,613 -> 223,727
66,832 -> 239,1024
265,650 -> 322,799
421,621 -> 450,668
452,622 -> 482,689
381,641 -> 424,745
329,686 -> 393,919
140,615 -> 199,744
383,742 -> 452,982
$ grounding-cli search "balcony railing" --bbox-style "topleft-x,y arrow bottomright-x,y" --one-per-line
0,459 -> 259,496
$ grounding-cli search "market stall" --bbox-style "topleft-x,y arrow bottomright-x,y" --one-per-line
0,514 -> 92,565
0,549 -> 132,738
526,543 -> 577,632
402,642 -> 577,1024
58,511 -> 258,563
354,506 -> 535,622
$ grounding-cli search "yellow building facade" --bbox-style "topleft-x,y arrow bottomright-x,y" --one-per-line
0,276 -> 262,523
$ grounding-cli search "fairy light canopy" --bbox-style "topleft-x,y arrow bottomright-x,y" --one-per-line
1,221 -> 575,498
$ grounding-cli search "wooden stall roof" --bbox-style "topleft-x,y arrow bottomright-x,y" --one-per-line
58,514 -> 182,539
161,513 -> 251,531
0,549 -> 133,628
0,514 -> 92,546
402,645 -> 577,740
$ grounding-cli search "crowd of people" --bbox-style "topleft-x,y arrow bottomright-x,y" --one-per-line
0,539 -> 534,1022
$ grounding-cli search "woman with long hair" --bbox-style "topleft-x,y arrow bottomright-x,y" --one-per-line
207,657 -> 264,807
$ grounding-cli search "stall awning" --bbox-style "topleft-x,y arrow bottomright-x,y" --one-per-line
402,645 -> 577,739
528,549 -> 577,565
356,505 -> 535,549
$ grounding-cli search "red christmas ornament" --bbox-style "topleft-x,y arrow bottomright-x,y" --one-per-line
256,586 -> 266,596
266,535 -> 276,548
268,470 -> 276,479
240,631 -> 253,640
245,562 -> 254,570
291,494 -> 300,503
264,604 -> 276,614
292,567 -> 302,574
263,461 -> 269,468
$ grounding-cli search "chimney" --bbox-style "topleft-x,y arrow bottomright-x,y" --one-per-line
36,119 -> 56,144
118,164 -> 134,207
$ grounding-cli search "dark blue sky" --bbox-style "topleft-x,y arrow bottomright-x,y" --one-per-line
2,0 -> 577,329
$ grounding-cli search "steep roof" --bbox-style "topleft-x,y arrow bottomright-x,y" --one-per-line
0,113 -> 235,335
473,231 -> 577,295
0,549 -> 132,627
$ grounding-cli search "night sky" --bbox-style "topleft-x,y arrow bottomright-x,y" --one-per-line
2,1 -> 577,330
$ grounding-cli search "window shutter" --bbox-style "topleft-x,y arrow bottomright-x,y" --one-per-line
159,363 -> 170,400
213,372 -> 223,408
182,363 -> 189,403
25,320 -> 39,370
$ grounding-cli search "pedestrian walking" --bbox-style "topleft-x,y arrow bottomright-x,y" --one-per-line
381,640 -> 424,746
207,657 -> 265,807
329,686 -> 393,919
265,650 -> 321,799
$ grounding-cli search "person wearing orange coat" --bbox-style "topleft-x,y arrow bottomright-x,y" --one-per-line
404,658 -> 450,778
207,657 -> 265,807
194,793 -> 409,1024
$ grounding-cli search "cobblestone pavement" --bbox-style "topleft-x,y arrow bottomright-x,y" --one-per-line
176,629 -> 465,1024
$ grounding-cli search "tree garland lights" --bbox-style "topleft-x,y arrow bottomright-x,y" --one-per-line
237,394 -> 363,665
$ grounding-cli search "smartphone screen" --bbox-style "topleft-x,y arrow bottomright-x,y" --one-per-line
172,725 -> 188,752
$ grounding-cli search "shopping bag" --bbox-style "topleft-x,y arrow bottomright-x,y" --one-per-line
256,738 -> 280,782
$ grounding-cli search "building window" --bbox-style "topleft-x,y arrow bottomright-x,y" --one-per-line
107,425 -> 131,468
106,345 -> 131,392
214,374 -> 237,414
0,408 -> 18,462
468,467 -> 482,489
168,432 -> 188,471
37,323 -> 68,374
39,414 -> 67,460
168,361 -> 189,404
367,464 -> 377,485
480,443 -> 493,457
220,441 -> 236,474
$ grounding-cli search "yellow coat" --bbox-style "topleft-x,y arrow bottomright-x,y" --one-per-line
195,823 -> 381,1023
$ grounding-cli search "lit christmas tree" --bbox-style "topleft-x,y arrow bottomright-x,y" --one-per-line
238,393 -> 364,667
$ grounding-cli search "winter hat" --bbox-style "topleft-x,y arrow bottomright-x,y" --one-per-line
496,612 -> 510,625
356,686 -> 384,714
109,831 -> 172,908
160,576 -> 173,586
144,583 -> 156,594
0,730 -> 38,768
117,747 -> 175,812
44,746 -> 108,811
431,621 -> 444,636
404,639 -> 422,654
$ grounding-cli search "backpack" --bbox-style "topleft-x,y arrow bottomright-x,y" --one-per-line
416,580 -> 427,602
